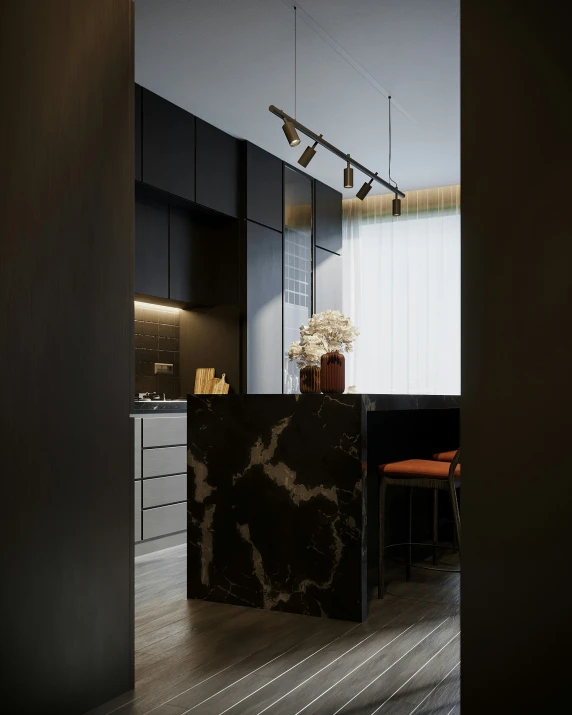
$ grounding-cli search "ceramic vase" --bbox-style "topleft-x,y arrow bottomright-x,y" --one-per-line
320,352 -> 345,394
299,365 -> 321,393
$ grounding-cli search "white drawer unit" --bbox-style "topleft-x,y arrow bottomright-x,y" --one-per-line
143,502 -> 187,540
134,481 -> 142,543
143,416 -> 187,448
143,473 -> 187,509
133,413 -> 188,553
134,417 -> 142,480
143,445 -> 187,478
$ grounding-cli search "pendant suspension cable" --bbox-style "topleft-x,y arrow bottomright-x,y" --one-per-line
294,5 -> 297,119
388,95 -> 396,189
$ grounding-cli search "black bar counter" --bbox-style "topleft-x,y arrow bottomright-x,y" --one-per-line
186,394 -> 459,622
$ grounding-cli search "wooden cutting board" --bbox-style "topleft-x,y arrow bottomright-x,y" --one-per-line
194,368 -> 215,394
206,373 -> 229,394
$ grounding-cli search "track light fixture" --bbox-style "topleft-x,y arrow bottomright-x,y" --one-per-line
392,195 -> 402,216
356,173 -> 377,201
344,155 -> 354,188
283,120 -> 301,147
269,106 -> 405,200
298,135 -> 322,167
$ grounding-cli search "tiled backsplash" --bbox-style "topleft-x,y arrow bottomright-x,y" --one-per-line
134,302 -> 180,399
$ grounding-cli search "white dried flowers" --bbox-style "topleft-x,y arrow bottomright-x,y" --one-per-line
288,310 -> 359,367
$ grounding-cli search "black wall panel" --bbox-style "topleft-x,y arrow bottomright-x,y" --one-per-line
462,1 -> 572,713
1,1 -> 134,711
135,83 -> 142,182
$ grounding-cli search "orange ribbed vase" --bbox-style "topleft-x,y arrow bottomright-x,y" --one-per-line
320,352 -> 345,394
300,366 -> 321,393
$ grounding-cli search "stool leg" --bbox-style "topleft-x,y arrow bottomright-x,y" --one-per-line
449,482 -> 461,558
432,487 -> 439,566
378,479 -> 386,599
406,486 -> 412,582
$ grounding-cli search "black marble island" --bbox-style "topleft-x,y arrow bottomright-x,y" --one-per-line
186,394 -> 459,622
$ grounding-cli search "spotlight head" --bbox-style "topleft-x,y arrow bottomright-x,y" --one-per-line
356,179 -> 373,201
392,195 -> 402,216
282,120 -> 300,147
344,159 -> 354,189
298,141 -> 318,168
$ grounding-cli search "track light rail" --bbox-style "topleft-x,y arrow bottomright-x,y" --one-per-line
269,105 -> 405,198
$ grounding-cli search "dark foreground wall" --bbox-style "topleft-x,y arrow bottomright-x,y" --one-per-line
462,1 -> 572,712
0,1 -> 134,712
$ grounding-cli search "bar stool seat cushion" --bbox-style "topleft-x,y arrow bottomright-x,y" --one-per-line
433,450 -> 458,462
379,459 -> 460,479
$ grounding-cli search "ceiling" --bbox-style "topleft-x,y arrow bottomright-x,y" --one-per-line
135,0 -> 460,198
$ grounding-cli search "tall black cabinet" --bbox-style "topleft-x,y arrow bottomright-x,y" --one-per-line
314,180 -> 342,313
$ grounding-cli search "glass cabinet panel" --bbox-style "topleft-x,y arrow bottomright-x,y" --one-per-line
283,167 -> 313,394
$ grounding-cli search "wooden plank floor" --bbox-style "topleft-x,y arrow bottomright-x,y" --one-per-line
86,546 -> 460,715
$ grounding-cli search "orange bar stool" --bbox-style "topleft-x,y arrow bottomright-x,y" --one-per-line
433,450 -> 458,462
378,449 -> 461,598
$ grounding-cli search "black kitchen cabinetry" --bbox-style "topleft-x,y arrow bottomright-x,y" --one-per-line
169,208 -> 238,306
196,119 -> 239,217
135,84 -> 142,182
246,221 -> 283,394
133,84 -> 343,395
245,142 -> 283,232
142,88 -> 196,201
315,180 -> 343,254
168,206 -> 192,304
135,197 -> 169,299
315,246 -> 342,312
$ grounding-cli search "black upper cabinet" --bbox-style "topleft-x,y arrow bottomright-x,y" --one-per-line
135,84 -> 142,182
142,89 -> 195,201
135,197 -> 169,299
169,207 -> 192,304
245,142 -> 283,232
315,180 -> 342,254
196,119 -> 238,217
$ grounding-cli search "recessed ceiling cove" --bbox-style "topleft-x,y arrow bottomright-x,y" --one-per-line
135,0 -> 460,196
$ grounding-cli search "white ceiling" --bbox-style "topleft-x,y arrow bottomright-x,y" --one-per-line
135,0 -> 460,198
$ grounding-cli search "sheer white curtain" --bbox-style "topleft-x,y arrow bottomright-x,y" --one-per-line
342,185 -> 460,395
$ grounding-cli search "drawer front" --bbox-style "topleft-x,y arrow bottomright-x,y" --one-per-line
143,502 -> 187,540
143,416 -> 187,448
134,481 -> 142,543
134,418 -> 142,479
143,474 -> 187,509
143,445 -> 187,478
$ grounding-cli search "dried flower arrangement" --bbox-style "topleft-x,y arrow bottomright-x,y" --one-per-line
288,310 -> 360,368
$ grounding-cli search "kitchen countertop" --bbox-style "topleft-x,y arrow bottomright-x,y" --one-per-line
131,400 -> 187,415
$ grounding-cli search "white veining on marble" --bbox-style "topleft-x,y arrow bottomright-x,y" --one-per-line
240,417 -> 340,506
188,446 -> 215,502
238,523 -> 291,609
200,504 -> 215,586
